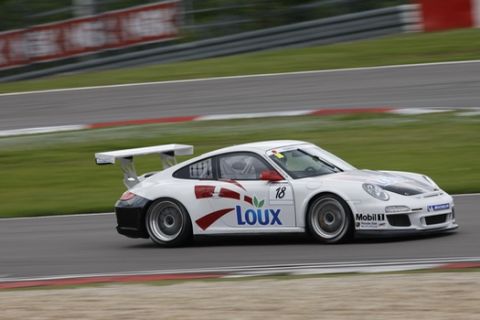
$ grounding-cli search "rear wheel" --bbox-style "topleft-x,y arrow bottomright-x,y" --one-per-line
145,199 -> 192,247
307,194 -> 353,243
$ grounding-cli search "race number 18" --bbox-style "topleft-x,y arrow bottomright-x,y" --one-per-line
269,184 -> 293,204
275,186 -> 286,199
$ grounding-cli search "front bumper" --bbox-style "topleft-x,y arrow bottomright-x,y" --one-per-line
356,223 -> 458,238
114,196 -> 151,239
350,192 -> 458,235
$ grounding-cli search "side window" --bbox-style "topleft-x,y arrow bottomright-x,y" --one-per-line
174,158 -> 213,179
218,153 -> 270,180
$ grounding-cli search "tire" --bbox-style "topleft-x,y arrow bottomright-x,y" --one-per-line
145,198 -> 192,247
306,194 -> 353,244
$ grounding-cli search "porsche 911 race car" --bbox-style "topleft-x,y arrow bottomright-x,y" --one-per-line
95,140 -> 458,247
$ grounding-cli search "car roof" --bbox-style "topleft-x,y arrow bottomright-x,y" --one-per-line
203,140 -> 311,156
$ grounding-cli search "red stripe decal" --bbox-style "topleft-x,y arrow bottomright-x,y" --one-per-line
219,188 -> 240,200
244,196 -> 253,205
195,208 -> 234,230
195,185 -> 215,199
89,116 -> 198,129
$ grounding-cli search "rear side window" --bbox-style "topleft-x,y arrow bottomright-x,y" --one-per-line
174,158 -> 213,179
218,153 -> 270,180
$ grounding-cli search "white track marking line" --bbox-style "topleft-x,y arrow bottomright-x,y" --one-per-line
453,193 -> 480,197
0,125 -> 87,137
195,110 -> 313,121
458,110 -> 480,116
0,108 -> 378,137
1,106 -> 475,138
389,108 -> 453,115
2,257 -> 479,282
283,264 -> 440,275
1,194 -> 478,221
1,59 -> 480,97
1,212 -> 114,221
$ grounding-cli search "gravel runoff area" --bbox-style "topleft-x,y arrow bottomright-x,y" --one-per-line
1,272 -> 479,320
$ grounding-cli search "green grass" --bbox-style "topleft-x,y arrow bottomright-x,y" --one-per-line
1,29 -> 480,93
1,112 -> 479,218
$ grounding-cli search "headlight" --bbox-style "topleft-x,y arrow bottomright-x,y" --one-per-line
362,183 -> 390,201
385,205 -> 410,213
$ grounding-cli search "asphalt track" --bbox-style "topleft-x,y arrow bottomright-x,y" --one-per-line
1,61 -> 480,130
1,61 -> 479,280
0,195 -> 478,280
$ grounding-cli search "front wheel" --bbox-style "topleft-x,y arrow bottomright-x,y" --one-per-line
307,195 -> 353,243
145,199 -> 192,247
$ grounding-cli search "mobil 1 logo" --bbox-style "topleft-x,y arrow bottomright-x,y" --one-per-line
355,213 -> 386,229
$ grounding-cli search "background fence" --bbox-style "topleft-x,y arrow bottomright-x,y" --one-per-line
0,1 -> 416,81
0,0 -> 409,36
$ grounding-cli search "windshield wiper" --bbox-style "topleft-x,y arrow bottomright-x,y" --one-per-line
297,149 -> 343,172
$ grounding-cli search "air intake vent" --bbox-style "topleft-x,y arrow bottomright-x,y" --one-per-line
387,214 -> 411,227
425,214 -> 447,225
383,185 -> 423,196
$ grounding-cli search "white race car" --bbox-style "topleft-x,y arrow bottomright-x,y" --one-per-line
95,140 -> 457,247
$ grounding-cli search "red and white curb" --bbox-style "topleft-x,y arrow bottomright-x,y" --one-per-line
1,106 -> 466,138
1,257 -> 479,290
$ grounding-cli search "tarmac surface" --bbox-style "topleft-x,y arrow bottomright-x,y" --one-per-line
1,61 -> 480,130
1,61 -> 479,279
0,195 -> 477,279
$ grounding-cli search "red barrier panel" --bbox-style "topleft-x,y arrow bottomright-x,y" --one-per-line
418,0 -> 474,31
0,0 -> 180,70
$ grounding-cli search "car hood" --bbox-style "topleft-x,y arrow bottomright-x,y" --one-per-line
319,169 -> 438,196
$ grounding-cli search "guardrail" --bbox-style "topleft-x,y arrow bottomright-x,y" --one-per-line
0,4 -> 419,82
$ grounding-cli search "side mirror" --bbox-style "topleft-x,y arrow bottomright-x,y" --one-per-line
259,170 -> 284,182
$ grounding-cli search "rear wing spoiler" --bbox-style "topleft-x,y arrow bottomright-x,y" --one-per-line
95,144 -> 193,189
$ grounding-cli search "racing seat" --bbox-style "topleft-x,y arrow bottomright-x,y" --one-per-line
221,157 -> 257,180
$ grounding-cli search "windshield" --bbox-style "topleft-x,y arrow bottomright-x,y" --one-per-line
269,148 -> 344,179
